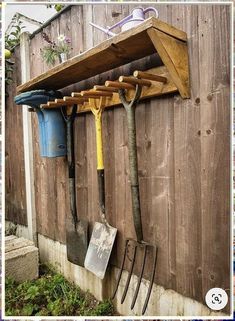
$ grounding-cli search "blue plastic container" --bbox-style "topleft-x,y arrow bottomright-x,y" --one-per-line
35,109 -> 47,157
42,109 -> 66,157
15,90 -> 67,158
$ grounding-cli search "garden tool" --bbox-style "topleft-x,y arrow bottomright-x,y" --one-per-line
90,7 -> 158,36
84,96 -> 117,279
111,85 -> 158,315
14,90 -> 66,157
61,105 -> 88,266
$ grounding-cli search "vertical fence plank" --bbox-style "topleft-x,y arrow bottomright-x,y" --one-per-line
5,46 -> 27,226
20,32 -> 37,244
171,4 -> 203,301
198,5 -> 230,311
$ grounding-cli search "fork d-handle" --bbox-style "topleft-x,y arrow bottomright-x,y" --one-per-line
119,86 -> 143,242
95,111 -> 105,214
65,105 -> 78,227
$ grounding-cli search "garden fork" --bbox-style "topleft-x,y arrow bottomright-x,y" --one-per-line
111,84 -> 158,315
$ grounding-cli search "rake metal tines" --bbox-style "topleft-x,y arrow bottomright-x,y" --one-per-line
111,239 -> 158,315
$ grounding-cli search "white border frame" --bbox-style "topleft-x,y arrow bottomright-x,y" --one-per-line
1,1 -> 234,319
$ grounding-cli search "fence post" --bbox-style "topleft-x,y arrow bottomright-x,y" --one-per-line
20,32 -> 37,246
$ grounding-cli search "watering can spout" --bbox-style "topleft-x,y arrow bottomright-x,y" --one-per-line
89,22 -> 116,37
90,7 -> 159,37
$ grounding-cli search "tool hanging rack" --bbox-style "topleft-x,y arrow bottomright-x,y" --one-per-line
39,66 -> 179,112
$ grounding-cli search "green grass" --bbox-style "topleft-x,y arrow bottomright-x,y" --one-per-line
5,264 -> 115,316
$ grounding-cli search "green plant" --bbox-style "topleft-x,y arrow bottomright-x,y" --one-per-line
5,264 -> 116,316
41,48 -> 58,67
5,14 -> 24,51
46,4 -> 65,12
41,33 -> 71,66
5,14 -> 25,92
88,300 -> 114,316
5,61 -> 14,86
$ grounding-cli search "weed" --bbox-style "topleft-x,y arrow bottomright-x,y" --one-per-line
5,264 -> 115,316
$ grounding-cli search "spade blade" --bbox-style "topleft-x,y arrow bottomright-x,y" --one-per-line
85,222 -> 117,279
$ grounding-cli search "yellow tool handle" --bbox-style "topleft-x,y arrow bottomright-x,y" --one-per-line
95,113 -> 104,170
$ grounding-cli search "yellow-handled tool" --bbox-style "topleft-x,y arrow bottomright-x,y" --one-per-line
95,110 -> 104,170
84,96 -> 117,279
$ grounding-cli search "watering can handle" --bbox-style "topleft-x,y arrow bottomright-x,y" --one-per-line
142,7 -> 159,18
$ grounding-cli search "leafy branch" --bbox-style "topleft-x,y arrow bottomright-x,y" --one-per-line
5,14 -> 25,51
5,14 -> 25,94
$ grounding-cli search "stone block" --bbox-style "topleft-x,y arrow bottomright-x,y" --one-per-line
5,235 -> 39,282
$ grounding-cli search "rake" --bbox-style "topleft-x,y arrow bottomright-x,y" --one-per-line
111,84 -> 158,315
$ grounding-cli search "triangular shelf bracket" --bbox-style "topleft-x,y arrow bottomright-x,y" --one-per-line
147,27 -> 190,99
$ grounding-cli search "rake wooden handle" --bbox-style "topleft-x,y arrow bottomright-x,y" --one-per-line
119,76 -> 151,87
54,99 -> 66,104
44,102 -> 68,108
80,93 -> 106,99
81,90 -> 113,97
133,70 -> 167,83
93,85 -> 119,93
105,80 -> 135,90
71,92 -> 82,98
63,96 -> 88,103
55,99 -> 81,106
47,102 -> 65,107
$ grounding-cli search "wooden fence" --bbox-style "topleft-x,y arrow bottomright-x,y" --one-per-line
6,45 -> 27,226
6,4 -> 231,309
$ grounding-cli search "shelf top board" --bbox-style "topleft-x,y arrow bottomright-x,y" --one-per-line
17,17 -> 187,93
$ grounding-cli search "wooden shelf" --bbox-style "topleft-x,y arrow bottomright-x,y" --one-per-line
17,17 -> 190,99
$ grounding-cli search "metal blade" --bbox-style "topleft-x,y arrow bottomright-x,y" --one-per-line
85,222 -> 117,279
66,218 -> 88,267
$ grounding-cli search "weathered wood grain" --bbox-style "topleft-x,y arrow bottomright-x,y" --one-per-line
172,3 -> 203,302
147,28 -> 190,98
5,46 -> 27,226
198,5 -> 230,312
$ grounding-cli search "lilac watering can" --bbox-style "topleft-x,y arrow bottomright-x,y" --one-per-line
90,7 -> 159,37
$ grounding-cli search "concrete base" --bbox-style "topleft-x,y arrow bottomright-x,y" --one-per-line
38,233 -> 228,317
5,235 -> 39,282
5,222 -> 229,317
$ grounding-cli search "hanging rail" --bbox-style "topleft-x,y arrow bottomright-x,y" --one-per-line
40,66 -> 178,113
